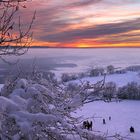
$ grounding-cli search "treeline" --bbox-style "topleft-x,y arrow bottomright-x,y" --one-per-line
100,82 -> 140,100
61,65 -> 117,82
62,80 -> 140,101
61,65 -> 127,82
43,65 -> 140,100
61,65 -> 140,83
117,82 -> 140,100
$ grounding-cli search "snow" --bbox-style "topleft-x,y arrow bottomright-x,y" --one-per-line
11,111 -> 62,124
70,72 -> 140,87
0,78 -> 78,139
16,79 -> 28,89
0,84 -> 3,91
1,71 -> 140,139
73,100 -> 140,140
0,96 -> 20,113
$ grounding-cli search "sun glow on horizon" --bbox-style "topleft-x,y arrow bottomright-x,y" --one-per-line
22,0 -> 140,48
76,43 -> 92,48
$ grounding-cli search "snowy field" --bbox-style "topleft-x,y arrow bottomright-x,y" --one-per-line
73,100 -> 140,140
70,71 -> 140,87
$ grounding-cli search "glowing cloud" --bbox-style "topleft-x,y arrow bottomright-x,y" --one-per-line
23,0 -> 140,48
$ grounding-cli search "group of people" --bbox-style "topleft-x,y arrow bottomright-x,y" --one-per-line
83,120 -> 92,130
82,117 -> 111,131
83,116 -> 135,133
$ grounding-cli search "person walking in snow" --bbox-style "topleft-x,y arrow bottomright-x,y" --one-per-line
103,119 -> 106,124
89,121 -> 93,131
130,126 -> 135,133
83,121 -> 87,129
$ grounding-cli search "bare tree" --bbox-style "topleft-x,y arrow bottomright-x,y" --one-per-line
0,0 -> 35,56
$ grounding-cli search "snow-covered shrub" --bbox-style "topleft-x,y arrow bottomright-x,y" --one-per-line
107,65 -> 114,74
115,69 -> 127,74
61,73 -> 71,82
117,82 -> 140,100
43,72 -> 58,85
126,65 -> 140,72
0,77 -> 19,97
61,73 -> 78,82
0,74 -> 105,140
65,82 -> 80,93
77,72 -> 87,79
117,86 -> 128,99
102,82 -> 117,101
90,67 -> 104,77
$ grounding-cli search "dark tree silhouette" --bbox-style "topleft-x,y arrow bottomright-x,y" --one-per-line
0,0 -> 35,56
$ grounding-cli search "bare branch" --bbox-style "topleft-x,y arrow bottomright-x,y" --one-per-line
0,0 -> 35,57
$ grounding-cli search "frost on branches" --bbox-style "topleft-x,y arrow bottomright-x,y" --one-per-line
0,74 -> 105,140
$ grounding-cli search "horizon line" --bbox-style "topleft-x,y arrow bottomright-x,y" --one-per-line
2,46 -> 140,49
29,46 -> 140,49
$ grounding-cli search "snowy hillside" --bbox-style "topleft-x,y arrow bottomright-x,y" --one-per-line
0,77 -> 105,140
1,71 -> 140,139
70,72 -> 140,87
73,100 -> 140,140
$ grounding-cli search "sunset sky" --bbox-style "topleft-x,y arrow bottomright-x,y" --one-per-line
23,0 -> 140,48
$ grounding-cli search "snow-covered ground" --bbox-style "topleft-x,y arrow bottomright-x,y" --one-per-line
0,84 -> 3,91
1,69 -> 140,139
70,71 -> 140,87
73,100 -> 140,140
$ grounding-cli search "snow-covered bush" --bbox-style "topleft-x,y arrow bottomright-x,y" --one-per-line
117,86 -> 128,99
43,72 -> 58,85
61,73 -> 78,82
65,83 -> 81,96
117,82 -> 140,100
90,67 -> 104,77
107,65 -> 115,74
77,72 -> 87,79
115,69 -> 127,74
126,65 -> 140,72
102,82 -> 117,101
0,74 -> 105,140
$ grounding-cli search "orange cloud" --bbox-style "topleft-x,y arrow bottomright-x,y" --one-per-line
7,0 -> 140,48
